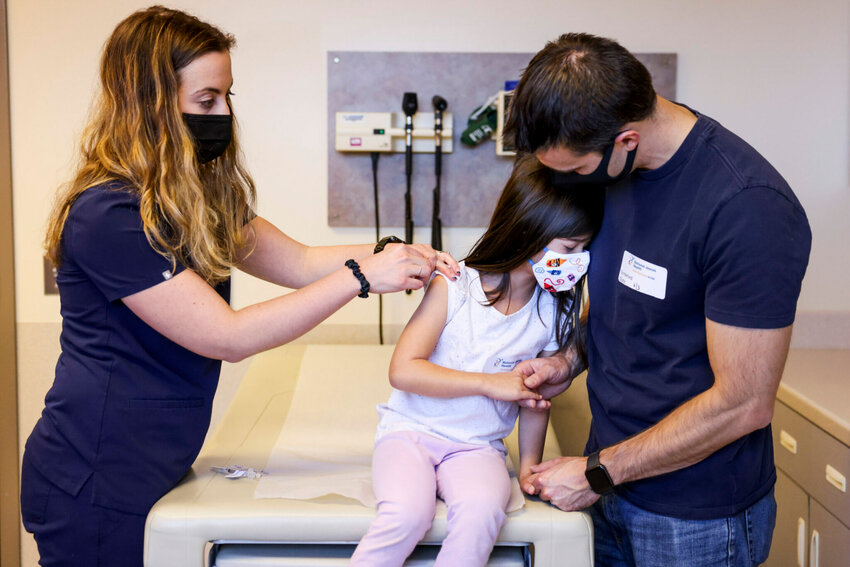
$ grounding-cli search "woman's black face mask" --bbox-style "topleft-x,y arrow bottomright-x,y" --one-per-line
183,113 -> 232,164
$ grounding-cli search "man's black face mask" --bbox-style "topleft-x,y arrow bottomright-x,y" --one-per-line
552,137 -> 637,189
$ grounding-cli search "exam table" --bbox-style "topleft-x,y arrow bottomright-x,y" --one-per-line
144,344 -> 594,566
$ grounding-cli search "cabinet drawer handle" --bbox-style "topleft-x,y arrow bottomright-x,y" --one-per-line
780,430 -> 798,454
810,529 -> 819,567
825,464 -> 846,492
796,517 -> 806,567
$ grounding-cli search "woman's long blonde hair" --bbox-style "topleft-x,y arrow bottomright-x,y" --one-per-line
45,5 -> 256,284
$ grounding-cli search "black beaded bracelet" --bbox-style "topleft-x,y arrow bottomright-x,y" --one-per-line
344,259 -> 370,298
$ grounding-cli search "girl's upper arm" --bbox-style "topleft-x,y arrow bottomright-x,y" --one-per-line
391,276 -> 450,367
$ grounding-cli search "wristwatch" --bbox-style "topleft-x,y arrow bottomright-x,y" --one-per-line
585,450 -> 615,495
374,235 -> 404,254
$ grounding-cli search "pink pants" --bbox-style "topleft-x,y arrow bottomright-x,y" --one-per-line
349,431 -> 512,567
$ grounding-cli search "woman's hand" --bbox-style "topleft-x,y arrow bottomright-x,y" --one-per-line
358,243 -> 460,294
408,244 -> 461,282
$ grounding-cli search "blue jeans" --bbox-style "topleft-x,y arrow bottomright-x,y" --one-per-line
588,488 -> 776,567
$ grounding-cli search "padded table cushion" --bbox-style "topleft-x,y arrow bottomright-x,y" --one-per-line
144,345 -> 593,567
254,344 -> 527,511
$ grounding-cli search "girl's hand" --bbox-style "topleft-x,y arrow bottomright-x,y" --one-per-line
358,244 -> 460,293
484,371 -> 543,403
520,469 -> 541,495
518,397 -> 552,410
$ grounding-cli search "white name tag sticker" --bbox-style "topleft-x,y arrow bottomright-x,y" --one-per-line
618,251 -> 668,300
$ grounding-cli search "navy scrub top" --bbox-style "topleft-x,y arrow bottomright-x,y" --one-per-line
25,182 -> 229,514
585,110 -> 811,520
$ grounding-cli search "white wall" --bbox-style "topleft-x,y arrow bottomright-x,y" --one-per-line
9,1 -> 850,565
9,0 -> 850,325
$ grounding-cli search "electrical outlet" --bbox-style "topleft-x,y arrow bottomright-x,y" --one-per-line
43,256 -> 59,295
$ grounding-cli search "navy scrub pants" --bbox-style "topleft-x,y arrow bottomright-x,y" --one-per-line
21,451 -> 147,567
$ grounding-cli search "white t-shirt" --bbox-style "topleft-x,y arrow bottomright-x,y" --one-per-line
376,263 -> 565,453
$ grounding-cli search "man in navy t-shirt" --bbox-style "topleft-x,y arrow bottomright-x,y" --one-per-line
506,34 -> 811,565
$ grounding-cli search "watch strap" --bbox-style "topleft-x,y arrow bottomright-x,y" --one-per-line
585,450 -> 615,495
374,235 -> 404,254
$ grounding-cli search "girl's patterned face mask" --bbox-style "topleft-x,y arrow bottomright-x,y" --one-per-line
528,248 -> 590,293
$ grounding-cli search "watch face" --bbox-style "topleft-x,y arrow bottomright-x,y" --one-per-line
586,465 -> 614,494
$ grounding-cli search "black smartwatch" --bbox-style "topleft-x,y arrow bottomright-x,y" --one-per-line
374,235 -> 404,254
585,450 -> 615,495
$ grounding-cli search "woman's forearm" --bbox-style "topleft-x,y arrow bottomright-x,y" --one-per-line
236,216 -> 374,288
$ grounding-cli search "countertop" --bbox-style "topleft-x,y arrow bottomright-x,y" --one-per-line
777,349 -> 850,447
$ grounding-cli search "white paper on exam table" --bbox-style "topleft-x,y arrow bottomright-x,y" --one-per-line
253,345 -> 526,512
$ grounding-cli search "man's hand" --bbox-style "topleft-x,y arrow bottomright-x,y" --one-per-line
515,355 -> 574,400
530,456 -> 599,511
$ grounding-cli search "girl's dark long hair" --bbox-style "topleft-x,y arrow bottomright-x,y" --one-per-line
465,154 -> 603,365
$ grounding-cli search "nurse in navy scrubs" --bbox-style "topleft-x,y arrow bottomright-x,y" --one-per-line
20,6 -> 458,566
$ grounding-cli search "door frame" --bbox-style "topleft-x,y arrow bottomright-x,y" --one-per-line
0,0 -> 21,564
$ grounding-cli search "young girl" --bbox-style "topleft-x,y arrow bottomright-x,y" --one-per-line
349,155 -> 604,566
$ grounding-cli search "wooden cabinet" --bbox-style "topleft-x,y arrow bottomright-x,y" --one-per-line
809,501 -> 850,567
770,470 -> 809,567
766,400 -> 850,566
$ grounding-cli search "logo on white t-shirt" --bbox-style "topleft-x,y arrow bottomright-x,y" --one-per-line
491,357 -> 521,371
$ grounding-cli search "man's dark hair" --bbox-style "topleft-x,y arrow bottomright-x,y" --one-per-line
504,33 -> 657,154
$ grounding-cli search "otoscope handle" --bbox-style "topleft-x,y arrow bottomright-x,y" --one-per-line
405,191 -> 413,245
431,216 -> 442,251
405,211 -> 414,295
431,95 -> 447,254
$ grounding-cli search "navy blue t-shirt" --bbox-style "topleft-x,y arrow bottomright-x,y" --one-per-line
586,109 -> 811,519
26,182 -> 228,514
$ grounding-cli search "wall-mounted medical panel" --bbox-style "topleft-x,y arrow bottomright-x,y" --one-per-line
327,51 -> 676,228
335,111 -> 453,154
